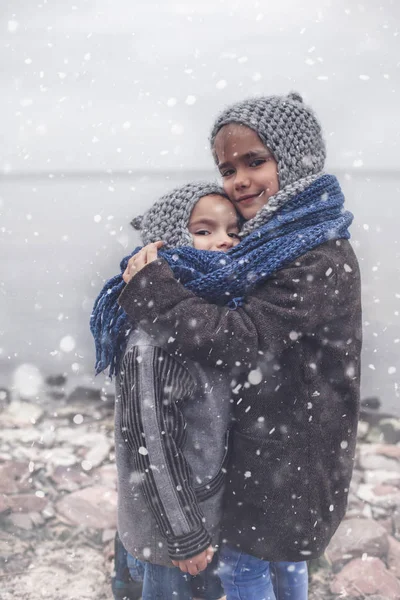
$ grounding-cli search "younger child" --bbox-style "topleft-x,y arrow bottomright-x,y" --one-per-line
111,182 -> 239,600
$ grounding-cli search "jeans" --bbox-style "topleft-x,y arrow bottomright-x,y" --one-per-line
127,552 -> 224,600
218,545 -> 308,600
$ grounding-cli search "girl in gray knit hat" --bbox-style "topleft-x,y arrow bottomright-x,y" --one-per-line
110,93 -> 361,600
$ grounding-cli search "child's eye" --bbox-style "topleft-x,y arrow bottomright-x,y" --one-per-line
228,232 -> 240,239
249,158 -> 266,167
195,230 -> 210,236
220,168 -> 235,178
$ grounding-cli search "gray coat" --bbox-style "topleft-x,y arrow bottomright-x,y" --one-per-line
114,328 -> 233,566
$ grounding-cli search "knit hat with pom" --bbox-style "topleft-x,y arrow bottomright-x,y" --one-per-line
131,181 -> 227,248
210,92 -> 326,189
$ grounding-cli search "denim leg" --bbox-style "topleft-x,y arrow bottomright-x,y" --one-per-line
218,545 -> 276,600
141,561 -> 193,600
126,553 -> 145,582
270,562 -> 308,600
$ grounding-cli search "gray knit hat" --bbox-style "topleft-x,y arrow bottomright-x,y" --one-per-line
210,92 -> 326,189
131,181 -> 228,248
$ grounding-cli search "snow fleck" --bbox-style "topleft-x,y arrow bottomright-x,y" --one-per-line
329,504 -> 334,512
60,335 -> 76,353
94,214 -> 102,223
244,471 -> 252,479
81,460 -> 92,471
143,547 -> 151,559
35,490 -> 45,498
167,97 -> 177,107
176,485 -> 182,491
29,461 -> 35,473
58,72 -> 67,79
122,121 -> 131,130
84,53 -> 91,61
368,364 -> 375,371
216,79 -> 227,90
269,427 -> 276,435
185,95 -> 196,105
340,440 -> 348,449
20,98 -> 33,107
325,267 -> 333,277
238,56 -> 248,64
353,159 -> 363,167
252,72 -> 262,82
8,20 -> 19,33
363,223 -> 369,230
171,123 -> 184,135
346,365 -> 355,378
388,367 -> 397,375
248,368 -> 262,386
317,75 -> 329,81
289,331 -> 299,341
344,263 -> 352,273
167,337 -> 175,344
73,414 -> 84,425
359,75 -> 370,81
257,416 -> 265,423
24,58 -> 32,65
12,364 -> 43,398
138,446 -> 148,456
136,356 -> 143,364
307,402 -> 313,410
287,564 -> 296,572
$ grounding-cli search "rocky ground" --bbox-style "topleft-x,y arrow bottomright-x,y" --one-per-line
1,379 -> 400,600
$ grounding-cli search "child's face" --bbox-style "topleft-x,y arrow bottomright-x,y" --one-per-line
188,194 -> 240,252
214,124 -> 280,221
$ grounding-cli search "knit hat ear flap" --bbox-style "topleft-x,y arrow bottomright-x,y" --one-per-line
287,91 -> 303,103
130,215 -> 143,230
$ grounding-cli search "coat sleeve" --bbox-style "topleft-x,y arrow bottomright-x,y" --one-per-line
118,245 -> 349,370
119,344 -> 212,561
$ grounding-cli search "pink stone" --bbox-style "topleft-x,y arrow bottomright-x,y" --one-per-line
0,494 -> 11,514
331,557 -> 400,599
50,465 -> 94,492
0,461 -> 31,494
388,536 -> 400,579
7,494 -> 48,513
375,445 -> 400,460
55,485 -> 117,529
373,485 -> 400,497
326,517 -> 389,567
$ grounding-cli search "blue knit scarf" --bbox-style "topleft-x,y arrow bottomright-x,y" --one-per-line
90,174 -> 353,377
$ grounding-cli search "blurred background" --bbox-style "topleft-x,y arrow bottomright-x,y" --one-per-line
1,0 -> 399,413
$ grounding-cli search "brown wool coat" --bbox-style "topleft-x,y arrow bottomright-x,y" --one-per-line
118,238 -> 362,562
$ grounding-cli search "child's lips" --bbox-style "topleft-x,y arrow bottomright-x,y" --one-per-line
236,191 -> 265,205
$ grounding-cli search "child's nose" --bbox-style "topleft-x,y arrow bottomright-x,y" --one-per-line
234,168 -> 251,189
216,236 -> 233,250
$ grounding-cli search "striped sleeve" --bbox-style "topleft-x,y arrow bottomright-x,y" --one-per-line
119,345 -> 212,561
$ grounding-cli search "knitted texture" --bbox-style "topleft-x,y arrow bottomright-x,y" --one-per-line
131,181 -> 227,248
210,92 -> 326,189
90,174 -> 353,377
240,173 -> 320,237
